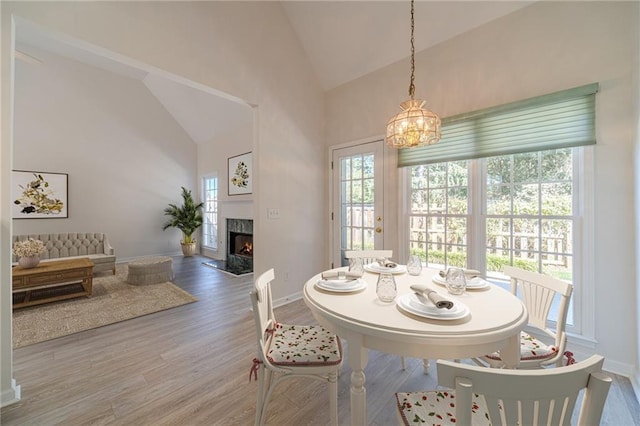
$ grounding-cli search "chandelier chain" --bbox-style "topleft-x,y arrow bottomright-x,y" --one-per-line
409,0 -> 416,99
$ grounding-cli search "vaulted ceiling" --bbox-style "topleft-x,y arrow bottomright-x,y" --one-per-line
14,1 -> 534,143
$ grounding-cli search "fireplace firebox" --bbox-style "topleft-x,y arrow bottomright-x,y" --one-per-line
226,218 -> 253,274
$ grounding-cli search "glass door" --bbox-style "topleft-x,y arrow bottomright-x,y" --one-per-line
331,141 -> 384,267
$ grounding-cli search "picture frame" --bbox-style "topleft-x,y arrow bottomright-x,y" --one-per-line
228,152 -> 252,196
12,170 -> 68,219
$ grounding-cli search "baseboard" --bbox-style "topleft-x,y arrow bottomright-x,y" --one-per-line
0,379 -> 21,408
273,291 -> 303,309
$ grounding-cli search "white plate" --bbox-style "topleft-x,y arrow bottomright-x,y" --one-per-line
397,293 -> 470,320
364,263 -> 406,274
316,278 -> 367,293
432,275 -> 490,290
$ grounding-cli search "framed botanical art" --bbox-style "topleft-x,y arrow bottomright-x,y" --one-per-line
228,152 -> 252,196
12,170 -> 68,218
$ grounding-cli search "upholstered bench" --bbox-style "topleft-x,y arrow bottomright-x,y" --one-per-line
127,256 -> 173,285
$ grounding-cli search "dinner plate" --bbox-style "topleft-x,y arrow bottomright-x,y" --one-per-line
316,278 -> 367,293
364,263 -> 407,274
397,293 -> 470,320
432,275 -> 490,290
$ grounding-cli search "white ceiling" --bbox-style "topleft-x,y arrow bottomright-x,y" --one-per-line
282,1 -> 534,90
14,1 -> 534,143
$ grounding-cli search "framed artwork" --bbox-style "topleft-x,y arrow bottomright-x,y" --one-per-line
12,170 -> 68,219
228,152 -> 252,196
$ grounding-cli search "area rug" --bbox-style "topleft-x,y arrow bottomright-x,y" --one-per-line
12,266 -> 197,348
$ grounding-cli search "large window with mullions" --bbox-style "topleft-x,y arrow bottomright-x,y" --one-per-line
406,148 -> 579,328
408,149 -> 574,282
400,84 -> 598,336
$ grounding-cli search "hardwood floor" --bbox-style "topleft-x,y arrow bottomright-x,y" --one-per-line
2,255 -> 639,425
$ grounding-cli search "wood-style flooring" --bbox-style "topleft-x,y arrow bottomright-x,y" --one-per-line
2,255 -> 639,425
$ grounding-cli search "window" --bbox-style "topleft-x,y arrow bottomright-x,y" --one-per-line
401,84 -> 598,338
406,148 -> 581,329
408,149 -> 574,278
202,176 -> 218,250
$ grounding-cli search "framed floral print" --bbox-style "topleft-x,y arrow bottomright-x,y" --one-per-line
228,152 -> 252,196
12,170 -> 68,218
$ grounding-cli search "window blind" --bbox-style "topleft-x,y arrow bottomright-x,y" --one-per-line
398,83 -> 598,167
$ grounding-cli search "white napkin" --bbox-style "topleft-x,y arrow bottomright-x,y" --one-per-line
377,259 -> 398,268
321,270 -> 362,280
439,268 -> 482,278
410,284 -> 454,310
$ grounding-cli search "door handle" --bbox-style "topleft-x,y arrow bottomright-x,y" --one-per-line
375,227 -> 382,233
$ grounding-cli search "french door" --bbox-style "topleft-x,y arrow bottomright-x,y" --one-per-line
331,141 -> 385,267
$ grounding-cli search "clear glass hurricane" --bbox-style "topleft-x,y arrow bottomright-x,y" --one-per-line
406,255 -> 422,276
376,273 -> 397,303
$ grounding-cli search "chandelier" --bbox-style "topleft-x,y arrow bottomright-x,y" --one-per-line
385,0 -> 441,149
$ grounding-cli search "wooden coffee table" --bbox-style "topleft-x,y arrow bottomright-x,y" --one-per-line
12,258 -> 95,309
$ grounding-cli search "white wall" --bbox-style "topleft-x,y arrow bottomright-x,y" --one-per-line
1,1 -> 326,405
13,47 -> 198,260
326,2 -> 639,376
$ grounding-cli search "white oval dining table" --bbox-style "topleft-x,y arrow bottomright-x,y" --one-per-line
303,266 -> 528,426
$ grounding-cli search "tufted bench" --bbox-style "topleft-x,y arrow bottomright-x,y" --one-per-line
12,233 -> 116,275
127,256 -> 174,285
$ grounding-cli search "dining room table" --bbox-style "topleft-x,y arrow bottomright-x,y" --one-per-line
303,264 -> 528,426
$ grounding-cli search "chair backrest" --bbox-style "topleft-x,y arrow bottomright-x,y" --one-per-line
250,268 -> 276,365
344,250 -> 393,265
437,355 -> 612,425
503,266 -> 573,355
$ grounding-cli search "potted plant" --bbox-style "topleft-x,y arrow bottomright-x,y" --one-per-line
162,186 -> 204,256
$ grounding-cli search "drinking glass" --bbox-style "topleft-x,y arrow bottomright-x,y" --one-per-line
445,267 -> 467,295
406,255 -> 422,276
348,257 -> 364,275
376,273 -> 397,302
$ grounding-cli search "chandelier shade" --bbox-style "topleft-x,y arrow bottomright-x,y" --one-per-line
386,99 -> 441,148
385,0 -> 441,149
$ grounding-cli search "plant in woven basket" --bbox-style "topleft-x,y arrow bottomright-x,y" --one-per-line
162,187 -> 204,256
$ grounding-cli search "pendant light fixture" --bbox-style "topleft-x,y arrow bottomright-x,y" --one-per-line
385,0 -> 441,149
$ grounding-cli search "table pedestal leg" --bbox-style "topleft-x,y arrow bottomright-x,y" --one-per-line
347,336 -> 368,426
501,333 -> 521,368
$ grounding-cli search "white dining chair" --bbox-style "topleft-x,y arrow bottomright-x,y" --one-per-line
474,266 -> 574,369
249,268 -> 343,426
344,249 -> 393,265
396,354 -> 611,426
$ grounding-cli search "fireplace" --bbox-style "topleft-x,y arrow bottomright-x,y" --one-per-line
226,218 -> 253,274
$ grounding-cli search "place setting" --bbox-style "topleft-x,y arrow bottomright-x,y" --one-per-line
396,282 -> 471,321
363,257 -> 407,274
393,266 -> 474,321
431,267 -> 490,291
316,258 -> 368,293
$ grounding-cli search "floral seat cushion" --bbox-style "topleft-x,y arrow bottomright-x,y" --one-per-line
485,331 -> 557,361
395,390 -> 492,425
266,322 -> 342,366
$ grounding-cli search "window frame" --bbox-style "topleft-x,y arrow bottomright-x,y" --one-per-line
202,174 -> 219,251
400,146 -> 595,340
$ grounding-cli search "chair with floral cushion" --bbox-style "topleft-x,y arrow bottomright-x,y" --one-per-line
475,266 -> 574,369
249,268 -> 343,426
395,355 -> 611,425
